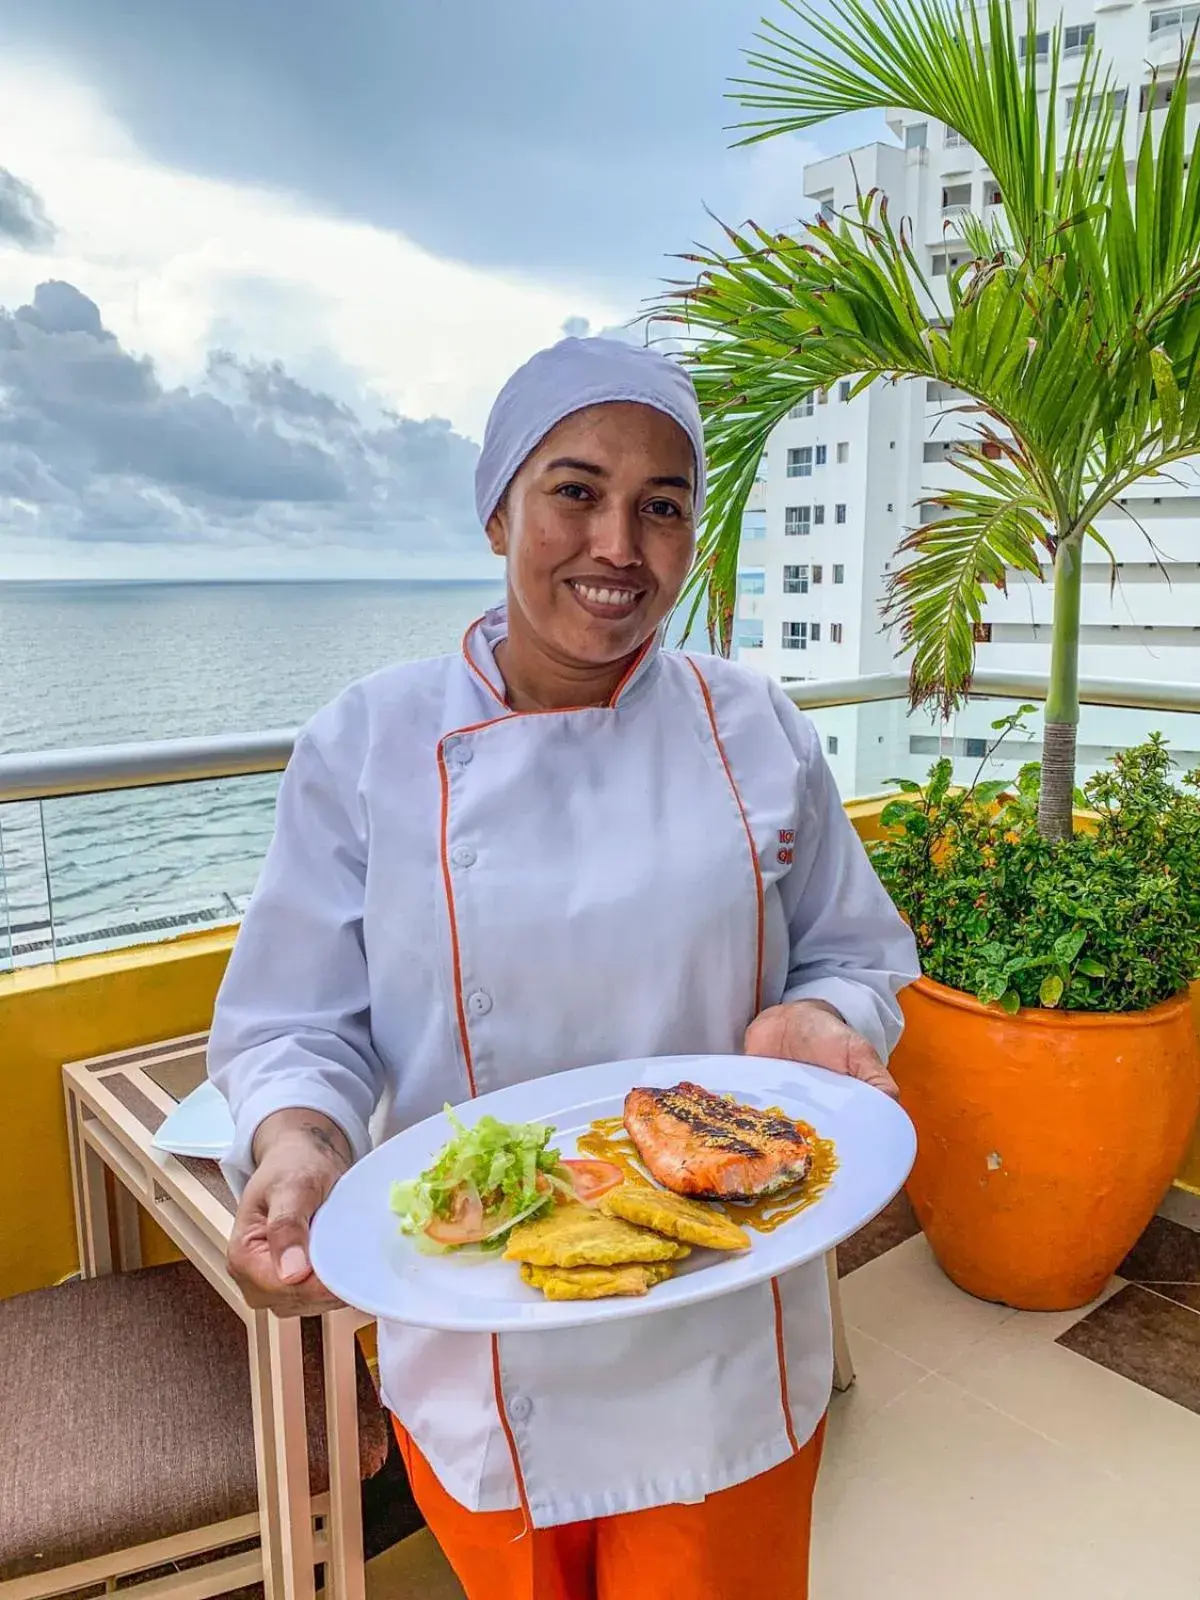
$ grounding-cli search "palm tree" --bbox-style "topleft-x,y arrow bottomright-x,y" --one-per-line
660,0 -> 1200,839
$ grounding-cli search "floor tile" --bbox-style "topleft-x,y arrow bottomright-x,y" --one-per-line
1057,1283 -> 1200,1414
940,1284 -> 1200,1519
832,1326 -> 930,1423
1118,1214 -> 1200,1310
365,1530 -> 464,1600
838,1233 -> 1017,1369
812,1373 -> 1200,1599
836,1190 -> 921,1276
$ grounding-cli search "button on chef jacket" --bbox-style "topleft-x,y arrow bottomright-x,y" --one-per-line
209,607 -> 920,1529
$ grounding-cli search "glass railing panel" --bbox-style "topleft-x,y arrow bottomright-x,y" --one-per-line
808,696 -> 1200,806
0,800 -> 54,968
5,679 -> 1199,970
0,806 -> 15,973
23,772 -> 281,966
907,699 -> 1200,792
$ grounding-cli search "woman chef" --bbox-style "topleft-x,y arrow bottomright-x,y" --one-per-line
209,336 -> 919,1600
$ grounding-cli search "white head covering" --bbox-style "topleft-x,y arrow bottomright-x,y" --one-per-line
474,336 -> 706,527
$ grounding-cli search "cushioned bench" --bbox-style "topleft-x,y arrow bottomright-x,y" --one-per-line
0,1261 -> 389,1597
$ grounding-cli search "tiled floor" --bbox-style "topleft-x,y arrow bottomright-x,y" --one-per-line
359,1193 -> 1200,1600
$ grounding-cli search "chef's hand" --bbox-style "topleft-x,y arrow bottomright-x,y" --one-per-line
228,1109 -> 351,1315
744,999 -> 899,1099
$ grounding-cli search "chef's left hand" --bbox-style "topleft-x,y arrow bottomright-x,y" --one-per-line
744,999 -> 899,1098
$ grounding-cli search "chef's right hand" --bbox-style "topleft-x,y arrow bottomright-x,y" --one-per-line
228,1109 -> 351,1315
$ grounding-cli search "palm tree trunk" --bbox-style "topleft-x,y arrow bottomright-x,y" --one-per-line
1037,535 -> 1082,841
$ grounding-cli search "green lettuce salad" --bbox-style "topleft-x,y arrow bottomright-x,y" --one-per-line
390,1107 -> 565,1252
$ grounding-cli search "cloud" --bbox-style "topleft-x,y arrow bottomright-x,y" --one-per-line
0,167 -> 56,249
0,0 -> 868,302
0,280 -> 482,558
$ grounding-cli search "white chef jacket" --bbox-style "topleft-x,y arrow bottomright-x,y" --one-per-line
209,607 -> 919,1528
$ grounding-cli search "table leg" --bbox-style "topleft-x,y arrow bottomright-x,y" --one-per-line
64,1083 -> 90,1277
322,1311 -> 366,1600
248,1312 -> 286,1600
267,1312 -> 317,1600
827,1250 -> 856,1392
69,1093 -> 115,1278
113,1185 -> 144,1272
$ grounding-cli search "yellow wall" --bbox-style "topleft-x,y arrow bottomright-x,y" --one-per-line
0,930 -> 234,1297
1,800 -> 1198,1300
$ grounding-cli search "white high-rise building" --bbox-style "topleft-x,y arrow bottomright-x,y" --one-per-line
735,0 -> 1200,795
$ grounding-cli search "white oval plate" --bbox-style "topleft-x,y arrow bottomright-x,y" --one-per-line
151,1079 -> 234,1160
309,1055 -> 916,1333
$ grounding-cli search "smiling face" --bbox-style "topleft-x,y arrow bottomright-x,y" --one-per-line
485,401 -> 697,700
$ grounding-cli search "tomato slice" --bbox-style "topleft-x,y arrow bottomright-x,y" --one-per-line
424,1186 -> 487,1245
560,1158 -> 624,1204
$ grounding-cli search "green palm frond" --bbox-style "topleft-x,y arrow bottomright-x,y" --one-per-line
659,0 -> 1200,710
884,456 -> 1050,713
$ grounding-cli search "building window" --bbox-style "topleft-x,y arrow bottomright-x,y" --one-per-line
836,442 -> 850,464
827,734 -> 839,755
965,738 -> 988,759
811,622 -> 822,642
1066,89 -> 1128,118
1063,23 -> 1094,55
830,622 -> 844,644
942,181 -> 971,213
789,395 -> 815,419
838,380 -> 852,403
739,570 -> 765,596
1150,5 -> 1199,38
812,564 -> 824,584
833,564 -> 845,584
1141,77 -> 1200,111
944,126 -> 967,148
741,509 -> 767,540
787,447 -> 813,478
785,505 -> 812,536
817,386 -> 829,405
735,620 -> 764,650
1019,29 -> 1050,60
932,252 -> 967,278
782,621 -> 808,650
783,564 -> 810,595
815,444 -> 828,466
905,122 -> 928,149
973,621 -> 993,643
835,503 -> 847,524
985,183 -> 1003,207
813,504 -> 826,525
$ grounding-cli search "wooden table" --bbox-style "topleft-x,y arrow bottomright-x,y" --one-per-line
63,1035 -> 371,1600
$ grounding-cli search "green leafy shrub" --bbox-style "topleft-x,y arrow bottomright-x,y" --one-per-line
871,714 -> 1200,1014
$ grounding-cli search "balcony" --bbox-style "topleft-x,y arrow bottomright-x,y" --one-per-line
2,671 -> 1198,1599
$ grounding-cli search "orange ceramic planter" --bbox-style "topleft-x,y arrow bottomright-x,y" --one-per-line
889,976 -> 1200,1311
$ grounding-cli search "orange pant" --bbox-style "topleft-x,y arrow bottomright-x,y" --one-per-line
392,1416 -> 825,1600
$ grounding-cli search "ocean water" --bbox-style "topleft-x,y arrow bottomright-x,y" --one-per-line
0,580 -> 505,961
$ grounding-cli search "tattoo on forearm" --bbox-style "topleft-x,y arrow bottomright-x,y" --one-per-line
304,1121 -> 351,1171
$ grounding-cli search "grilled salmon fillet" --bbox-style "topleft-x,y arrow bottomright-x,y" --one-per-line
624,1082 -> 813,1201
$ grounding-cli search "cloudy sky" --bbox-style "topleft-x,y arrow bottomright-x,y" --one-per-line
0,0 -> 883,580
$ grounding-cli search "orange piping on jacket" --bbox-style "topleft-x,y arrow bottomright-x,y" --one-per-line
685,657 -> 766,1015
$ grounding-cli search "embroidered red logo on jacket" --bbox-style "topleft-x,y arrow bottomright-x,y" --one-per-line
777,828 -> 795,865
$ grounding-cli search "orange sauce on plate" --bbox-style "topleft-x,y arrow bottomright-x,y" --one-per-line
576,1111 -> 838,1235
